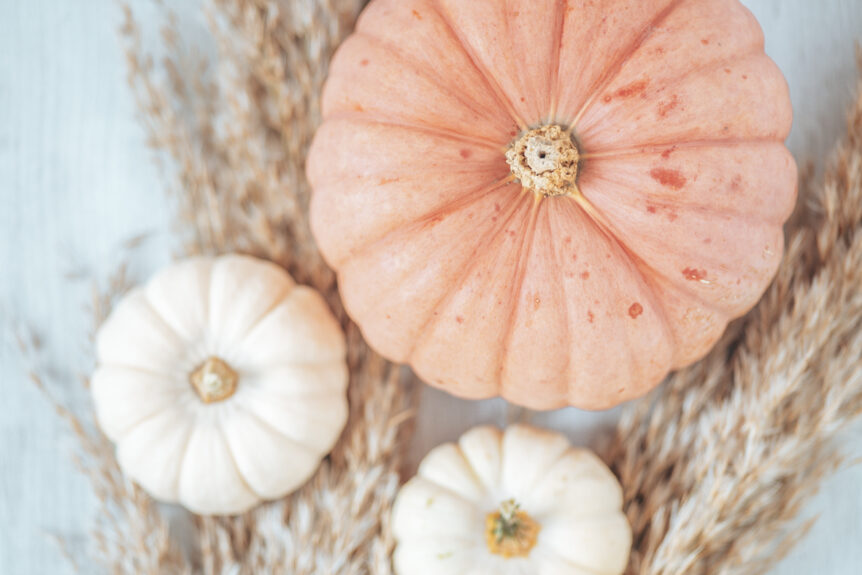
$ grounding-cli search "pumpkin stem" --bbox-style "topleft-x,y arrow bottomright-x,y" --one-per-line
506,125 -> 580,198
189,357 -> 239,403
485,499 -> 541,559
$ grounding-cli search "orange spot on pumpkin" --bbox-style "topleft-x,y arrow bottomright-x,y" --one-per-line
588,310 -> 595,323
647,205 -> 657,214
682,268 -> 708,281
456,315 -> 464,324
360,59 -> 370,67
657,95 -> 680,118
378,177 -> 399,185
352,103 -> 364,112
628,303 -> 643,318
724,68 -> 732,74
581,271 -> 590,280
533,297 -> 541,310
661,146 -> 677,159
730,175 -> 743,192
650,168 -> 687,190
704,238 -> 712,244
605,78 -> 649,102
412,9 -> 422,19
460,149 -> 472,159
701,38 -> 710,45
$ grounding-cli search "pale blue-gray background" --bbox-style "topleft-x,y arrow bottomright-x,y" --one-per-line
2,1 -> 861,572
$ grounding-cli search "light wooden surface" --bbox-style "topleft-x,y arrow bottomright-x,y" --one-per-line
1,1 -> 861,573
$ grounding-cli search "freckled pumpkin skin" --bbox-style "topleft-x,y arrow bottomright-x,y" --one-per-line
307,0 -> 796,410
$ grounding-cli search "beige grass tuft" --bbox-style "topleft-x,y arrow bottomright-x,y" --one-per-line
608,63 -> 862,575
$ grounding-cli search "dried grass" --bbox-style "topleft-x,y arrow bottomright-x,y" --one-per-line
608,63 -> 862,575
23,1 -> 862,574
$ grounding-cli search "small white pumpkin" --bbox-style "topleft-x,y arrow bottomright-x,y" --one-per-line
392,424 -> 631,575
92,255 -> 348,515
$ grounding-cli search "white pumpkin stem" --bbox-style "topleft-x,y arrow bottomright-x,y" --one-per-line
485,499 -> 540,559
189,357 -> 239,403
506,125 -> 580,197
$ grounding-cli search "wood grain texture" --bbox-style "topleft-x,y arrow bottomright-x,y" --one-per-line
0,0 -> 859,573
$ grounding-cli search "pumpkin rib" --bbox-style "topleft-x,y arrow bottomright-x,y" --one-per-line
538,546 -> 618,575
448,445 -> 491,496
575,3 -> 768,134
235,390 -> 347,447
455,427 -> 502,491
120,289 -> 198,374
558,196 -> 680,364
209,424 -> 261,501
99,392 -> 189,445
144,258 -> 213,346
579,137 -> 788,161
114,410 -> 193,502
548,203 -> 574,386
231,403 -> 323,468
545,0 -> 568,122
579,54 -> 792,152
541,514 -> 632,575
411,475 -> 485,513
322,112 -> 506,151
239,366 -> 348,399
91,368 -> 189,440
563,197 -> 679,394
136,288 -> 189,346
213,286 -> 295,357
326,175 -> 512,271
429,0 -> 527,130
583,161 -> 795,228
633,256 -> 733,318
164,417 -> 195,503
498,197 -> 542,399
405,192 -> 529,366
577,51 -> 788,147
579,176 -> 785,317
646,278 -> 732,369
512,431 -> 577,500
618,232 -> 732,318
568,0 -> 686,129
351,31 -> 511,139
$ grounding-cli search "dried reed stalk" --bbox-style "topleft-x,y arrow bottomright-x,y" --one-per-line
608,65 -> 862,575
26,1 -> 862,573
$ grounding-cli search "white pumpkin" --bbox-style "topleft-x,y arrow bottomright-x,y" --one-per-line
92,255 -> 348,515
392,424 -> 631,575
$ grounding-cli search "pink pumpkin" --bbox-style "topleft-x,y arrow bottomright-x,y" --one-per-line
307,0 -> 796,410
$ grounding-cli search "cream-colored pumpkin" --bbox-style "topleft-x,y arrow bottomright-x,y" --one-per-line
392,424 -> 631,575
92,255 -> 348,515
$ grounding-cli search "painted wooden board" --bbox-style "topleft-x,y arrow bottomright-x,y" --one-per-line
1,0 -> 860,573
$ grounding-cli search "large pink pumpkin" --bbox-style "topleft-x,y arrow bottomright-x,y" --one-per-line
307,0 -> 796,410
